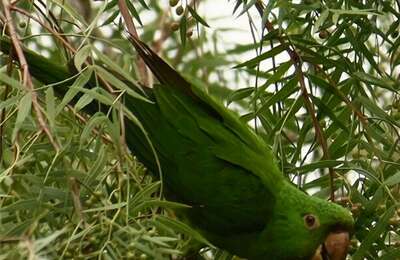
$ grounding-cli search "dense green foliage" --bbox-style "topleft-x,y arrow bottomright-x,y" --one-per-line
1,0 -> 400,259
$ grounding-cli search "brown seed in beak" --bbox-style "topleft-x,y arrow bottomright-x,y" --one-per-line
323,232 -> 350,260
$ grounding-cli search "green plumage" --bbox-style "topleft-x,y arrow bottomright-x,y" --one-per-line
0,36 -> 353,259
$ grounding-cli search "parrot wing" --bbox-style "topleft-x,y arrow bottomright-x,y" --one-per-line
0,35 -> 283,235
124,36 -> 291,235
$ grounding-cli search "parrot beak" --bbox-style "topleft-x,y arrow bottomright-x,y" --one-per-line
311,231 -> 350,260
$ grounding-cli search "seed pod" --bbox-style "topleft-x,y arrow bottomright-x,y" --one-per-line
169,0 -> 179,7
88,236 -> 97,243
176,5 -> 184,16
319,30 -> 329,39
93,190 -> 103,197
170,22 -> 180,31
126,252 -> 135,259
128,242 -> 136,250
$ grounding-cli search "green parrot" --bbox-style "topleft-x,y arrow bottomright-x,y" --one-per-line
0,35 -> 353,260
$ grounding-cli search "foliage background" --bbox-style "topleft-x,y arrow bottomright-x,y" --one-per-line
0,0 -> 400,259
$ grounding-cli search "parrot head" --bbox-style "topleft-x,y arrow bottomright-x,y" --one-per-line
255,182 -> 354,260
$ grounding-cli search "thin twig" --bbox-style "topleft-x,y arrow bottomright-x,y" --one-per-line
151,11 -> 171,53
11,6 -> 76,53
71,109 -> 113,144
2,0 -> 60,151
254,1 -> 336,200
11,6 -> 118,94
313,65 -> 368,127
294,62 -> 335,200
117,0 -> 149,85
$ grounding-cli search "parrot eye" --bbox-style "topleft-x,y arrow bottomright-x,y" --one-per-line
304,214 -> 319,230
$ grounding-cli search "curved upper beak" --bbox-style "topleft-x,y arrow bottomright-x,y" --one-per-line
311,231 -> 350,260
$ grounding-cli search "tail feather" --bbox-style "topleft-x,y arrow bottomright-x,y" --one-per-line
128,35 -> 195,98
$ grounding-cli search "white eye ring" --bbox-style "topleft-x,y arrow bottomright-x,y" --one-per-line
304,214 -> 320,230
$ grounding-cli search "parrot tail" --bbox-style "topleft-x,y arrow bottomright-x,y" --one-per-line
127,34 -> 195,98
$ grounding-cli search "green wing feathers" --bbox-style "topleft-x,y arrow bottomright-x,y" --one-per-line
126,84 -> 275,234
130,35 -> 285,190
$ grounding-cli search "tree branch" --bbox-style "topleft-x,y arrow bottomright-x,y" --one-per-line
254,0 -> 336,200
2,0 -> 60,151
118,0 -> 149,86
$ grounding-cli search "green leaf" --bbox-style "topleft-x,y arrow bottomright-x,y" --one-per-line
126,0 -> 143,26
82,202 -> 127,213
187,5 -> 210,27
180,14 -> 187,47
12,92 -> 32,141
0,96 -> 19,110
128,181 -> 161,208
51,0 -> 87,26
105,0 -> 118,10
346,28 -> 382,74
233,44 -> 287,68
357,95 -> 399,127
227,87 -> 254,105
94,65 -> 149,103
56,67 -> 93,115
74,92 -> 94,112
383,172 -> 400,186
237,0 -> 257,17
311,96 -> 349,132
381,249 -> 400,260
0,199 -> 40,212
314,9 -> 329,33
34,228 -> 67,252
0,73 -> 25,90
259,61 -> 292,93
130,200 -> 190,216
288,160 -> 344,174
352,206 -> 395,259
45,87 -> 56,129
353,72 -> 397,92
102,10 -> 119,26
157,216 -> 212,247
84,145 -> 107,186
136,0 -> 149,9
329,8 -> 380,16
93,48 -> 139,87
80,112 -> 109,147
74,45 -> 91,71
256,77 -> 298,114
